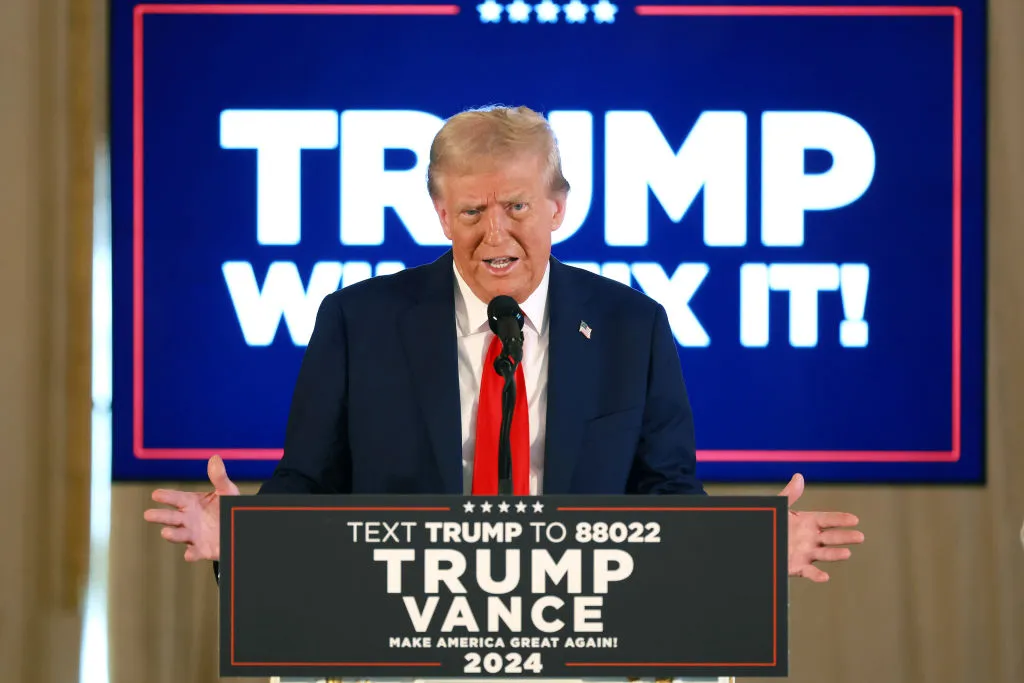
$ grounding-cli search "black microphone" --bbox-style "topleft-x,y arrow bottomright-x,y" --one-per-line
487,295 -> 525,376
486,295 -> 525,495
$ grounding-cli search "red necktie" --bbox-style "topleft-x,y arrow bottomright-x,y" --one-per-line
471,334 -> 530,495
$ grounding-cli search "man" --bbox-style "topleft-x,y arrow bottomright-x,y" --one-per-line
146,105 -> 863,582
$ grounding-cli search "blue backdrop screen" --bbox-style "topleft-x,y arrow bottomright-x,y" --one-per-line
110,0 -> 986,482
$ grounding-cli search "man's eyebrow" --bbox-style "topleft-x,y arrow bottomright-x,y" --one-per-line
498,194 -> 529,204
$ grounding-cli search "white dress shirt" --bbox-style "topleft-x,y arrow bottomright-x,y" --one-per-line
453,263 -> 549,496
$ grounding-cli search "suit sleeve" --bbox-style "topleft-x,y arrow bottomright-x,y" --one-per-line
258,293 -> 353,494
626,303 -> 706,495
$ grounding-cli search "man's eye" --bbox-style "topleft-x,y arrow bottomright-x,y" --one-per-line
463,209 -> 480,217
511,203 -> 526,212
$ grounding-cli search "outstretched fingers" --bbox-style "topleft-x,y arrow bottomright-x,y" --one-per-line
143,508 -> 184,526
813,546 -> 852,563
151,489 -> 195,509
799,565 -> 830,583
819,528 -> 864,547
816,511 -> 860,529
161,526 -> 193,544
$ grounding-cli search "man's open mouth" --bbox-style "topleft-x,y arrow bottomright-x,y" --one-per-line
484,257 -> 518,270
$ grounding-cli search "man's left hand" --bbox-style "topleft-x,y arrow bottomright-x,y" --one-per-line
780,473 -> 864,583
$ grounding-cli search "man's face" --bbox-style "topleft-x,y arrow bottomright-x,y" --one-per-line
433,153 -> 566,304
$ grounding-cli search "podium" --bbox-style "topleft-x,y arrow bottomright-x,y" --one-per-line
223,495 -> 785,681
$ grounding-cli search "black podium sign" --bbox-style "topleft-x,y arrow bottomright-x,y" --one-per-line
220,495 -> 787,678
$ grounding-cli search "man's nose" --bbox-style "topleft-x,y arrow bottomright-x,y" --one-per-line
483,209 -> 512,245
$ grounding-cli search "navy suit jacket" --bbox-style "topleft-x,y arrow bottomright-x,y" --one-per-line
258,251 -> 704,496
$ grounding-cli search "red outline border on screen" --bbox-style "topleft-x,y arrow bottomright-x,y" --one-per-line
132,4 -> 964,464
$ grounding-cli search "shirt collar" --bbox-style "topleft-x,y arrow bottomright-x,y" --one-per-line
453,260 -> 550,338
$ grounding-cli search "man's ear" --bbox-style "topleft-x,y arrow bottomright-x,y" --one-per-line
549,192 -> 568,234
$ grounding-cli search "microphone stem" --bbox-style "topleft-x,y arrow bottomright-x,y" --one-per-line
497,360 -> 516,495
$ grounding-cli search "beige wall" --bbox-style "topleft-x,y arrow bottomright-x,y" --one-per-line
0,0 -> 97,680
1,1 -> 1022,682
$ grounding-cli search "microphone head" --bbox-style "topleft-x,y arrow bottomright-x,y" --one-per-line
487,295 -> 524,336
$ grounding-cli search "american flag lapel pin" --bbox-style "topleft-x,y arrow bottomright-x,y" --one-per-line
578,320 -> 592,339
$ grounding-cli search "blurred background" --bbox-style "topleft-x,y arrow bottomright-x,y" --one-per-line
1,0 -> 1022,682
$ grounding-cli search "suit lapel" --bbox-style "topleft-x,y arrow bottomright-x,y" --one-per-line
543,258 -> 598,494
400,252 -> 463,494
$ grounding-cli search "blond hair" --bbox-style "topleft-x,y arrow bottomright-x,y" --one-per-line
426,105 -> 571,200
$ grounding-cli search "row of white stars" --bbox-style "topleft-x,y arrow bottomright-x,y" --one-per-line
463,500 -> 544,513
478,0 -> 618,23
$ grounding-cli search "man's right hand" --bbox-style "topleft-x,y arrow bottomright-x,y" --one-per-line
143,455 -> 239,562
